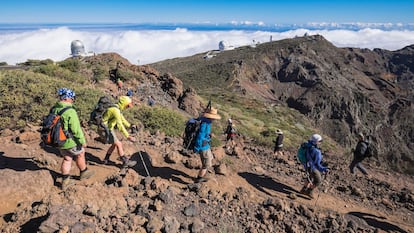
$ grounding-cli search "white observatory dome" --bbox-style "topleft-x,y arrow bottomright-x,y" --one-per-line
218,41 -> 228,51
71,40 -> 86,57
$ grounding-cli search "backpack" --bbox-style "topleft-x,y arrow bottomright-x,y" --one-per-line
89,96 -> 117,143
297,142 -> 314,166
183,118 -> 202,150
40,107 -> 72,147
364,143 -> 374,158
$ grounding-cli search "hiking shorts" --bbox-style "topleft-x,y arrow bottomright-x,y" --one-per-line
107,130 -> 119,144
199,148 -> 213,169
60,145 -> 84,159
310,169 -> 322,186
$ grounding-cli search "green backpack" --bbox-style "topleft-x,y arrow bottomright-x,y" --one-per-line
297,142 -> 313,165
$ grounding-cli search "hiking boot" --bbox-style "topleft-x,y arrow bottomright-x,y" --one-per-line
61,177 -> 73,190
80,169 -> 95,180
299,186 -> 308,195
306,189 -> 315,199
121,156 -> 137,168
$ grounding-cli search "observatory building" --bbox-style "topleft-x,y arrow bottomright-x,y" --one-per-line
218,40 -> 234,51
70,40 -> 94,57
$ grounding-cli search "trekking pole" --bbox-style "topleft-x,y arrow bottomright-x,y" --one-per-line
133,142 -> 151,177
139,151 -> 151,177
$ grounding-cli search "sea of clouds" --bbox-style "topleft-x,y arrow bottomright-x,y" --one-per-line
1,25 -> 414,65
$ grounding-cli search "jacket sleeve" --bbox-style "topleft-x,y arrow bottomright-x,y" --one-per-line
115,109 -> 130,138
314,149 -> 328,172
66,108 -> 86,145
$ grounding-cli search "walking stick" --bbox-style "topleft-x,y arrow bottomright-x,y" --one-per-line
133,142 -> 151,177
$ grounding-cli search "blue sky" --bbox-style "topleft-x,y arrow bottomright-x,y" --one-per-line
1,1 -> 414,65
1,0 -> 413,24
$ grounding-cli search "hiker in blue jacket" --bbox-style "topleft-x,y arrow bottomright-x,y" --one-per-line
300,133 -> 329,198
193,107 -> 221,183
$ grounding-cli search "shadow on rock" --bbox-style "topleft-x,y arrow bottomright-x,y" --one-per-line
348,211 -> 409,233
0,154 -> 42,171
130,151 -> 192,185
0,153 -> 60,186
239,172 -> 298,196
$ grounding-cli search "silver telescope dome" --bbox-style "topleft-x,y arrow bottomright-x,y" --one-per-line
71,40 -> 86,57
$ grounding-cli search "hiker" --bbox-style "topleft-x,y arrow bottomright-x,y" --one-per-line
101,96 -> 137,168
54,88 -> 94,189
194,107 -> 221,183
349,133 -> 369,176
224,118 -> 236,148
116,78 -> 123,95
147,95 -> 155,107
273,129 -> 284,156
300,133 -> 329,198
126,89 -> 134,97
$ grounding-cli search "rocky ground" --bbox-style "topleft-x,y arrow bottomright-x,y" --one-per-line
0,124 -> 413,233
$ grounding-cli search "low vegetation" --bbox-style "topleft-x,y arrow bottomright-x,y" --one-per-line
0,56 -> 336,152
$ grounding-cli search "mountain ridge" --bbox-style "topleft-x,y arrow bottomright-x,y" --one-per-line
150,34 -> 414,174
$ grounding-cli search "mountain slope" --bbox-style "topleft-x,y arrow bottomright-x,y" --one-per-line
151,35 -> 414,174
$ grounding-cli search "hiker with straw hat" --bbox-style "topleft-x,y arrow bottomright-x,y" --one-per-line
273,129 -> 284,156
194,107 -> 221,183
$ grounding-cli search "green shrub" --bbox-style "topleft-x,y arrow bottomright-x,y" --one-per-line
58,59 -> 81,72
92,65 -> 107,83
131,106 -> 186,137
0,70 -> 103,129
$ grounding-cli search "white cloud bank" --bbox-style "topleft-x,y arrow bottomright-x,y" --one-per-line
1,26 -> 414,65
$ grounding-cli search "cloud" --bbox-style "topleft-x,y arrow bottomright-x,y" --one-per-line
0,26 -> 414,65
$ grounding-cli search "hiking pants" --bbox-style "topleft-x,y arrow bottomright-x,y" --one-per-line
309,169 -> 322,186
349,158 -> 368,175
199,149 -> 213,169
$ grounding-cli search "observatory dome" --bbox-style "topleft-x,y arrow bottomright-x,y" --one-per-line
71,40 -> 86,57
218,41 -> 228,51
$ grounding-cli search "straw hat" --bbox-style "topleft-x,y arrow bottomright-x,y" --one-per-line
275,129 -> 283,134
203,107 -> 221,120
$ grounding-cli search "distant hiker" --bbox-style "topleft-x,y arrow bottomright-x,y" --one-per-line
224,118 -> 236,148
300,134 -> 329,198
194,107 -> 221,183
349,133 -> 370,176
147,95 -> 155,107
126,89 -> 134,97
53,88 -> 94,190
101,96 -> 137,168
116,78 -> 123,95
109,63 -> 120,82
273,129 -> 284,156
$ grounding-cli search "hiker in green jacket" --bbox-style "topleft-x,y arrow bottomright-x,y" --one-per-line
102,96 -> 137,167
54,88 -> 94,190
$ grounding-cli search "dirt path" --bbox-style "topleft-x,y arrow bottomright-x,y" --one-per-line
0,136 -> 413,232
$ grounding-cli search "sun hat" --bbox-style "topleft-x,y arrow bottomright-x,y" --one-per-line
358,132 -> 365,140
276,129 -> 283,134
310,134 -> 323,143
58,88 -> 76,100
203,107 -> 221,120
228,118 -> 232,124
